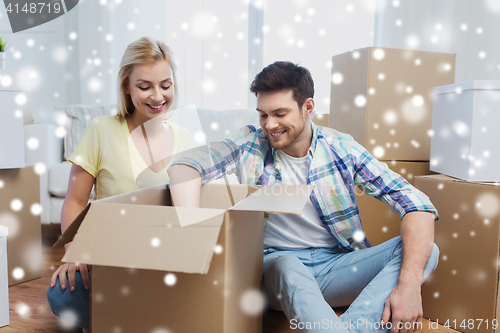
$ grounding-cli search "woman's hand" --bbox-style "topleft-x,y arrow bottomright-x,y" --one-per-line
50,263 -> 90,291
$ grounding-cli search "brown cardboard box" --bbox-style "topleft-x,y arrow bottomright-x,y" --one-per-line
312,113 -> 329,128
0,166 -> 42,286
55,183 -> 312,333
359,161 -> 435,246
329,47 -> 455,161
415,174 -> 500,333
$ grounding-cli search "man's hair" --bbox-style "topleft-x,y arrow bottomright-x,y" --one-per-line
250,61 -> 314,108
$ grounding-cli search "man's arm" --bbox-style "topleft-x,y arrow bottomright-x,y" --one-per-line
168,165 -> 202,207
381,211 -> 435,333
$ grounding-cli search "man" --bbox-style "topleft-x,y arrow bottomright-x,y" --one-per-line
168,61 -> 439,333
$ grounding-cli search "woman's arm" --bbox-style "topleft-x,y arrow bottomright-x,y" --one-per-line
50,164 -> 95,291
61,164 -> 96,248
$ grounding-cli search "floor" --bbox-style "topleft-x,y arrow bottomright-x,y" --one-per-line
5,225 -> 458,332
5,226 -> 83,333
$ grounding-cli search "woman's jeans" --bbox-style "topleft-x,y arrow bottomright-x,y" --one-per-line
47,272 -> 90,330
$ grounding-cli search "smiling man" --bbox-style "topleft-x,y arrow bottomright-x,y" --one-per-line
168,61 -> 439,333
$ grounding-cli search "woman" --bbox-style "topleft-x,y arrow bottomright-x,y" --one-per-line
47,37 -> 193,332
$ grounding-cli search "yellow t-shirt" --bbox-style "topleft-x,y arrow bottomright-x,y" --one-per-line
69,115 -> 193,200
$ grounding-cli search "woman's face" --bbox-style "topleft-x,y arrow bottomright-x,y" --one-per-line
125,60 -> 174,122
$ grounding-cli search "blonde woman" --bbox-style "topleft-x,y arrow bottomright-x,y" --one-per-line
47,37 -> 193,332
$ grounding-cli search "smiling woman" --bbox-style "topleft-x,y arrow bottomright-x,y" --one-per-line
45,37 -> 193,332
124,61 -> 175,128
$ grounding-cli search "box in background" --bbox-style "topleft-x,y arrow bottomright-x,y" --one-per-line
0,90 -> 25,169
359,161 -> 435,246
415,174 -> 500,333
0,166 -> 42,286
312,113 -> 329,128
430,80 -> 500,182
329,47 -> 455,161
55,183 -> 312,333
0,226 -> 9,328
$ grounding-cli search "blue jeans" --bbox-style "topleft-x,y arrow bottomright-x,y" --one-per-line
263,236 -> 439,333
46,272 -> 90,330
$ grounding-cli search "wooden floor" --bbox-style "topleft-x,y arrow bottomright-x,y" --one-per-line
6,226 -> 82,333
5,226 -> 458,332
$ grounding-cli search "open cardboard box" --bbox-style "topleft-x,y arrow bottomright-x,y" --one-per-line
54,182 -> 312,333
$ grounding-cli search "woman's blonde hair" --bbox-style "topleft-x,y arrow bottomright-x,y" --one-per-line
117,37 -> 178,117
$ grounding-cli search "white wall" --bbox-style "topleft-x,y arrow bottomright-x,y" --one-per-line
262,0 -> 376,114
0,3 -> 70,124
164,0 -> 250,110
374,0 -> 500,82
0,0 -> 171,124
0,0 -> 376,124
0,0 -> 252,124
72,0 -> 170,108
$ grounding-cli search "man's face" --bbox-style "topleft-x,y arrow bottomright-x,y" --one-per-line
256,89 -> 312,157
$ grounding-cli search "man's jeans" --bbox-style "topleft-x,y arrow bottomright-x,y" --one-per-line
47,272 -> 90,330
263,236 -> 439,333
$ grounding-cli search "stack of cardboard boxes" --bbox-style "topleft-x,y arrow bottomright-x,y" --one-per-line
328,46 -> 455,245
329,46 -> 500,332
415,81 -> 500,333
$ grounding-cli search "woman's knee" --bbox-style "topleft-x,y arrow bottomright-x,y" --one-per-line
47,276 -> 65,315
46,272 -> 90,315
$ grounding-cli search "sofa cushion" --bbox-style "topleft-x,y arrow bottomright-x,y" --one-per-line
56,104 -> 117,160
49,197 -> 65,224
48,162 -> 72,197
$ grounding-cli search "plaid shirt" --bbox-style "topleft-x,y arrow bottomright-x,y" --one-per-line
173,123 -> 438,250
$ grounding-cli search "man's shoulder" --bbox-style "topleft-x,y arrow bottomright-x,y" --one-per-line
316,126 -> 354,147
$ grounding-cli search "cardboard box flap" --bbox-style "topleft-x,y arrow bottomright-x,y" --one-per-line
230,185 -> 313,214
434,80 -> 500,95
51,204 -> 92,250
96,183 -> 170,206
63,203 -> 226,274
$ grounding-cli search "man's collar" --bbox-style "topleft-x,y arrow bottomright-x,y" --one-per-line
309,122 -> 319,155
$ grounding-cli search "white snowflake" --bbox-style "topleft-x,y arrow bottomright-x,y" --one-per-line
240,289 -> 265,316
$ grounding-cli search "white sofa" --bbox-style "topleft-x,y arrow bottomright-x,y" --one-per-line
31,106 -> 260,224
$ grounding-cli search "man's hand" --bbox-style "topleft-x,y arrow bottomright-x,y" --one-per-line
50,263 -> 90,291
380,211 -> 435,332
167,165 -> 202,207
381,282 -> 423,333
